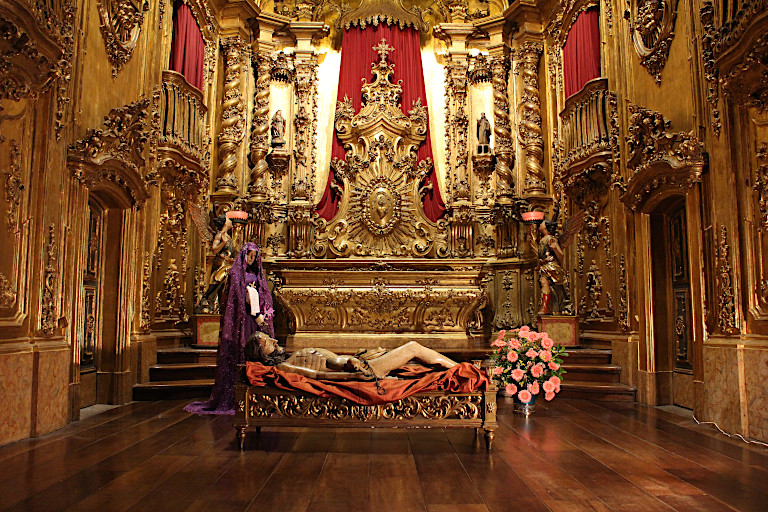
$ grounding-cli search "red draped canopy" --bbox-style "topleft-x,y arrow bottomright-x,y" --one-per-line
169,2 -> 205,90
316,24 -> 446,222
563,7 -> 601,99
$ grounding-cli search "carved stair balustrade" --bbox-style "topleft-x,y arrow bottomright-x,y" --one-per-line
621,104 -> 705,212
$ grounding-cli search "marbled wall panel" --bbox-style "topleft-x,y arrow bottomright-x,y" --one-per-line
35,348 -> 70,435
0,351 -> 33,445
702,345 -> 741,433
743,348 -> 768,442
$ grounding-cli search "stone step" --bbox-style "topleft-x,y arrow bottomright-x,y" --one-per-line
132,379 -> 213,401
156,347 -> 218,365
560,363 -> 622,383
557,380 -> 637,401
149,363 -> 217,381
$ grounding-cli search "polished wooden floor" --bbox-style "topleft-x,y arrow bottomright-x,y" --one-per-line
1,398 -> 767,512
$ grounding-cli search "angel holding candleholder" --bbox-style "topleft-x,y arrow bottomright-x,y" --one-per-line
528,206 -> 584,315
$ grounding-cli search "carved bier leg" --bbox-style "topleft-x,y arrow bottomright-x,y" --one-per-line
484,428 -> 495,451
237,426 -> 246,450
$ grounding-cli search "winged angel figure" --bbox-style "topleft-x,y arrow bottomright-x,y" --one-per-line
188,203 -> 246,313
530,206 -> 584,315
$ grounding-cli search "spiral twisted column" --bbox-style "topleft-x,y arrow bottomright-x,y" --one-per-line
216,37 -> 246,192
491,54 -> 514,203
516,41 -> 546,196
248,50 -> 271,199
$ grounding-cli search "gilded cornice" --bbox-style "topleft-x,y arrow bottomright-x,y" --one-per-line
68,99 -> 151,206
621,104 -> 705,212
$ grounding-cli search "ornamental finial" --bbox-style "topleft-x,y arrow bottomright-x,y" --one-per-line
373,38 -> 395,62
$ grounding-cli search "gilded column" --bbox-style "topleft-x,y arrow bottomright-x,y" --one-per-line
491,54 -> 514,202
448,58 -> 470,202
216,36 -> 246,192
248,50 -> 271,200
517,41 -> 546,196
292,58 -> 317,202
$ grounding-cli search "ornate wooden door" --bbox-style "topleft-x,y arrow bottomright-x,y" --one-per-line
668,205 -> 694,408
80,202 -> 102,408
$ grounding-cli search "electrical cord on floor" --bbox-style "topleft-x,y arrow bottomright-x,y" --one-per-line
692,415 -> 768,448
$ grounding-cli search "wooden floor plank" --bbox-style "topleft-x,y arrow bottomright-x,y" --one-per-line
1,398 -> 767,512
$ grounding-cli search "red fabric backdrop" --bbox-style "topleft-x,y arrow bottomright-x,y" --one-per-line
562,7 -> 601,99
169,2 -> 205,90
316,24 -> 446,222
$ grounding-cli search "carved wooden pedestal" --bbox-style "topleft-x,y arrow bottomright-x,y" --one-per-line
538,315 -> 579,346
270,259 -> 485,351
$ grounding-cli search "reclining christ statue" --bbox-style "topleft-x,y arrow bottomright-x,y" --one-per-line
246,332 -> 458,381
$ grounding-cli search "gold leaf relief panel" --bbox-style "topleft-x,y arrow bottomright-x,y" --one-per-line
747,112 -> 768,321
0,109 -> 32,325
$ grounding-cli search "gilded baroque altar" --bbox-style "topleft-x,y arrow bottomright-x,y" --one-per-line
272,41 -> 484,351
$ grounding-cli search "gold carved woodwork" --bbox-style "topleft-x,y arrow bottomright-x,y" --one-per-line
40,223 -> 57,335
582,259 -> 603,320
96,0 -> 149,76
491,54 -> 515,203
449,204 -> 474,257
716,225 -> 738,334
140,252 -> 151,333
446,58 -> 470,203
68,99 -> 151,207
217,36 -> 246,192
621,104 -> 705,212
248,392 -> 482,421
549,0 -> 601,45
701,0 -> 768,112
0,0 -> 74,138
0,273 -> 15,308
755,142 -> 768,228
292,58 -> 318,202
272,260 -> 484,349
248,50 -> 271,200
313,41 -> 449,258
154,70 -> 208,180
516,41 -> 546,196
4,140 -> 22,233
338,0 -> 430,31
618,254 -> 628,331
627,0 -> 679,84
559,78 -> 618,191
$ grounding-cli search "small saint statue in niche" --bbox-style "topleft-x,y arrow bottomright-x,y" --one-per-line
270,110 -> 285,148
477,112 -> 491,154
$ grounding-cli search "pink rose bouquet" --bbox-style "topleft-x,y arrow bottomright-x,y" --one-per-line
489,328 -> 567,404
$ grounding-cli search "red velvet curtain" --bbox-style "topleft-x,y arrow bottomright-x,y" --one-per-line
169,2 -> 205,90
562,7 -> 601,99
316,24 -> 446,222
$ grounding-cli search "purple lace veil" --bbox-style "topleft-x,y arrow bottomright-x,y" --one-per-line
185,242 -> 275,415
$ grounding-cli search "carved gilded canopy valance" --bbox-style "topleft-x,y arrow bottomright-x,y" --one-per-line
339,0 -> 429,31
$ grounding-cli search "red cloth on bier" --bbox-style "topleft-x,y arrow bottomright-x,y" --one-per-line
245,361 -> 488,406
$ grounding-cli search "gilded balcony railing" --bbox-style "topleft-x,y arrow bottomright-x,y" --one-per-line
158,70 -> 207,168
559,78 -> 615,175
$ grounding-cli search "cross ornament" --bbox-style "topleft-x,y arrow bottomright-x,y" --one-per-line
373,38 -> 395,62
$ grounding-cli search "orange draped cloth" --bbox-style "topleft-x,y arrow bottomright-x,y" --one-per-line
245,361 -> 488,406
